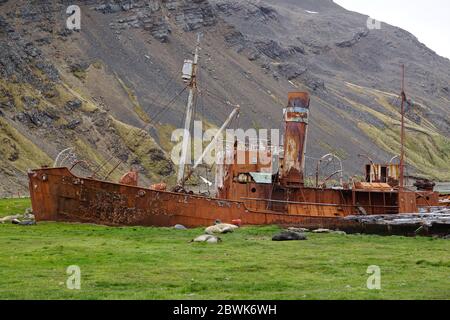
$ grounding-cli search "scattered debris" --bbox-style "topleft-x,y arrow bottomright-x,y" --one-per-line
414,179 -> 436,191
192,235 -> 221,243
332,231 -> 347,235
277,63 -> 307,80
345,209 -> 450,227
272,231 -> 307,241
174,224 -> 187,230
335,30 -> 369,48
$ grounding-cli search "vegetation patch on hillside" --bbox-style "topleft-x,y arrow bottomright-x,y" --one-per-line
359,123 -> 450,180
333,83 -> 450,181
0,118 -> 52,172
115,74 -> 151,123
111,119 -> 175,183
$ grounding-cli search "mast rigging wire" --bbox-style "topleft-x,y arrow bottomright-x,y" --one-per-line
90,75 -> 180,176
95,85 -> 189,179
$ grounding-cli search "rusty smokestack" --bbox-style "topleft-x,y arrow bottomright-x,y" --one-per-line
280,92 -> 310,187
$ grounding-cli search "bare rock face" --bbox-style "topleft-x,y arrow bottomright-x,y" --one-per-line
255,40 -> 299,60
336,30 -> 369,48
0,0 -> 449,196
13,109 -> 59,128
0,16 -> 59,86
277,63 -> 307,80
96,0 -> 217,42
148,148 -> 174,176
215,0 -> 278,22
173,0 -> 216,31
1,137 -> 19,161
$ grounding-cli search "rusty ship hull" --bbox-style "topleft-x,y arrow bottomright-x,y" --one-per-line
28,167 -> 445,235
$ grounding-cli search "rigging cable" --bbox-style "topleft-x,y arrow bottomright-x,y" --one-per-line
98,84 -> 189,179
90,75 -> 180,177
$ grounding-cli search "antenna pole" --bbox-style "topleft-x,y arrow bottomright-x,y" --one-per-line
399,64 -> 406,192
177,34 -> 201,186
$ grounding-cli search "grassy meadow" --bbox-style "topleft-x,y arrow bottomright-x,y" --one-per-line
0,198 -> 448,300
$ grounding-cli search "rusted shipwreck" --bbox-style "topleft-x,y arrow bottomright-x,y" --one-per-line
28,91 -> 447,235
28,40 -> 448,235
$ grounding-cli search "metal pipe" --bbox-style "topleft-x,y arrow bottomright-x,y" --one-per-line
316,153 -> 343,187
53,147 -> 74,167
321,170 -> 343,188
389,155 -> 399,164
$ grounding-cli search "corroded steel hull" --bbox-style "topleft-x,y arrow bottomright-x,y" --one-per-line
28,167 -> 443,235
28,167 -> 357,228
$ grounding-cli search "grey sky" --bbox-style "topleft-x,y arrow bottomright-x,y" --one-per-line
334,0 -> 450,59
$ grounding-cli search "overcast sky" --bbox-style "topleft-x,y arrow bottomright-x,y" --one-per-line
334,0 -> 450,59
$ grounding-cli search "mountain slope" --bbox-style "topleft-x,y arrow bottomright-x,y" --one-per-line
0,0 -> 449,196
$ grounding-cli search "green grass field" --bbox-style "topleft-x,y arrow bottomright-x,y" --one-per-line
0,198 -> 448,300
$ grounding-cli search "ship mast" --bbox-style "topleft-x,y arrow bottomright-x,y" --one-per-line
399,64 -> 406,192
177,34 -> 201,186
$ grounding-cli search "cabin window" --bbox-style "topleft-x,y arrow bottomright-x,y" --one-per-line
381,166 -> 387,183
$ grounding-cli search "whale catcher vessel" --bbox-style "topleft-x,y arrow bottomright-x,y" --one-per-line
28,39 -> 448,235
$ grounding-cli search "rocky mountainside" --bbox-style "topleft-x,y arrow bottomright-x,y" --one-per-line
0,0 -> 449,196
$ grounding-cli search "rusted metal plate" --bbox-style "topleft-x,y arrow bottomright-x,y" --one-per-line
398,191 -> 417,213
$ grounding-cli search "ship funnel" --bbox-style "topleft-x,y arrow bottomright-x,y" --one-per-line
280,92 -> 310,186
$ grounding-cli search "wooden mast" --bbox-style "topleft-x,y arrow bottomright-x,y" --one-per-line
399,64 -> 406,192
177,34 -> 201,186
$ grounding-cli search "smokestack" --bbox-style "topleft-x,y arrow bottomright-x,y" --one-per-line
280,92 -> 310,187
